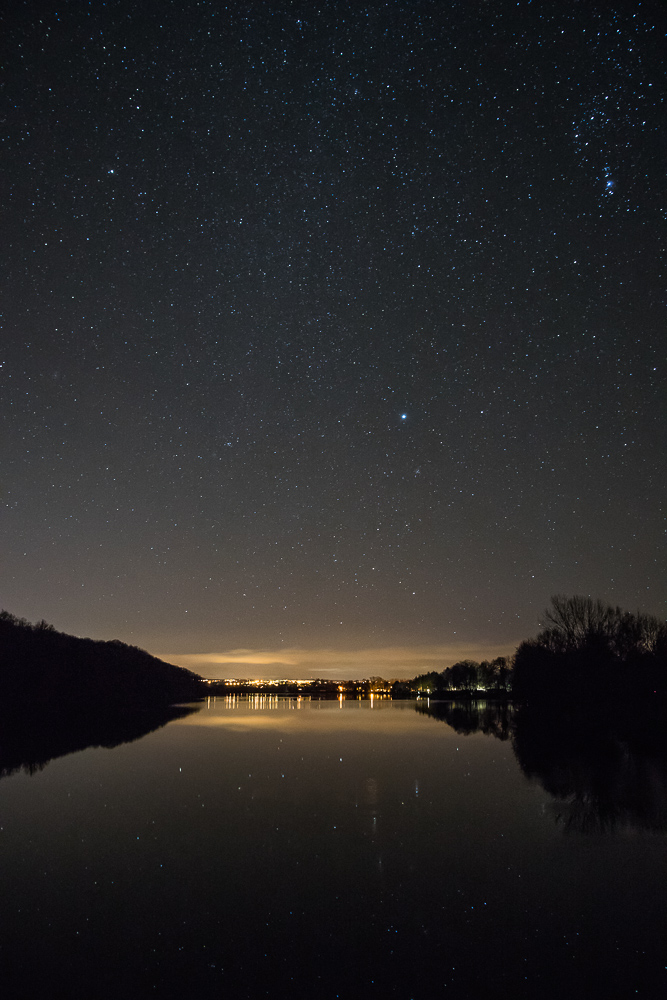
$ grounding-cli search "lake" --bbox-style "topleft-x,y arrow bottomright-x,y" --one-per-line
1,695 -> 665,998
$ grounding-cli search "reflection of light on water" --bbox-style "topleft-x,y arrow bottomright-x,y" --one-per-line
245,694 -> 303,710
175,696 -> 461,733
248,694 -> 279,710
364,777 -> 380,841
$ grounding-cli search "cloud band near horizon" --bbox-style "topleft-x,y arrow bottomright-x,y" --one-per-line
156,641 -> 520,680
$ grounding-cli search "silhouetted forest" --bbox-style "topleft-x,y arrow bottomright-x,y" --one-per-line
2,597 -> 664,782
0,610 -> 203,712
512,595 -> 667,703
0,611 -> 205,779
408,597 -> 666,703
408,656 -> 513,698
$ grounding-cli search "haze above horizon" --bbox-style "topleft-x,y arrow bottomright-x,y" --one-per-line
2,2 -> 664,653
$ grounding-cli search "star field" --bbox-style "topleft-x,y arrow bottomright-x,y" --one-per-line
1,1 -> 665,663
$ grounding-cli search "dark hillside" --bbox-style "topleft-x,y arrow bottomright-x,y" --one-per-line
0,611 -> 204,712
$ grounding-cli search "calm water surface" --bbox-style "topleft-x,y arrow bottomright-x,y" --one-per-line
1,696 -> 665,998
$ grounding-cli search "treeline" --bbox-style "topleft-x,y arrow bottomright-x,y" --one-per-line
2,595 -> 664,715
512,596 -> 667,702
407,657 -> 513,698
0,610 -> 203,713
404,596 -> 666,703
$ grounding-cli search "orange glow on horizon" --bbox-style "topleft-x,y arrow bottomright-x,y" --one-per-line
156,640 -> 518,680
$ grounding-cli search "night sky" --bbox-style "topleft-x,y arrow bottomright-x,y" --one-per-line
2,1 -> 665,678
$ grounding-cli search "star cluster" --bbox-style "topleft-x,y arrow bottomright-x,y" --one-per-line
1,1 -> 665,656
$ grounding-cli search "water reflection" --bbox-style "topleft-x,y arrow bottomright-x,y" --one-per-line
206,693 -> 308,711
416,698 -> 515,741
7,689 -> 666,838
0,702 -> 197,779
418,699 -> 667,834
2,694 -> 665,998
175,695 -> 423,732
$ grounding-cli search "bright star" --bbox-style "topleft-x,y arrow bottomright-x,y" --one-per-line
401,413 -> 407,420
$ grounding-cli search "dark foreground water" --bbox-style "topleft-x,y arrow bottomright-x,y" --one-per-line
1,696 -> 666,999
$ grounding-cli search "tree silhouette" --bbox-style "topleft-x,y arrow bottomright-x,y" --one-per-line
0,609 -> 204,712
512,596 -> 667,702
